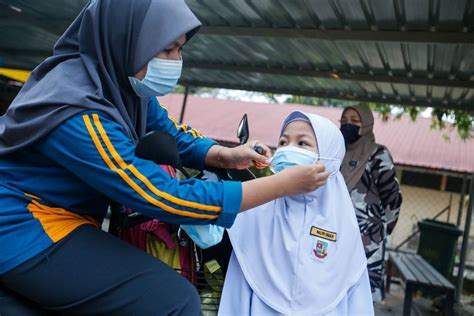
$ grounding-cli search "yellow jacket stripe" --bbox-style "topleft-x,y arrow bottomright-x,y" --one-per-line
91,114 -> 221,213
159,103 -> 203,139
82,114 -> 219,220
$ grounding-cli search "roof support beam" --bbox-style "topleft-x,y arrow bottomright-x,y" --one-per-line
0,4 -> 70,36
179,79 -> 473,112
10,52 -> 471,89
0,49 -> 51,59
200,26 -> 474,44
186,62 -> 474,89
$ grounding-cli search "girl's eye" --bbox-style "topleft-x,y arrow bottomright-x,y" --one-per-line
298,141 -> 308,146
279,140 -> 287,146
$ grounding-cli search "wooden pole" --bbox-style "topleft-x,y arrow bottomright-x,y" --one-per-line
455,173 -> 474,302
179,86 -> 189,123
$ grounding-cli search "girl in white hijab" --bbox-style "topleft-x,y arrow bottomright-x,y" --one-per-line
219,111 -> 373,316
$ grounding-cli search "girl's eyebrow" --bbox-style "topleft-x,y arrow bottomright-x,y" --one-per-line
280,133 -> 315,140
165,41 -> 182,50
294,133 -> 312,139
280,133 -> 315,141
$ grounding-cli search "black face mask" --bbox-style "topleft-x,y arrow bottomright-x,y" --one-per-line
340,123 -> 361,145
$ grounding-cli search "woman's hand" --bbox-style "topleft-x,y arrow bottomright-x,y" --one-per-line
240,163 -> 329,212
275,163 -> 329,196
206,141 -> 272,170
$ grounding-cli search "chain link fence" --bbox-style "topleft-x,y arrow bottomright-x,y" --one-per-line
388,167 -> 472,263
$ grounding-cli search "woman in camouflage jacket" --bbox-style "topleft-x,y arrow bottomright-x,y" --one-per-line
340,105 -> 403,302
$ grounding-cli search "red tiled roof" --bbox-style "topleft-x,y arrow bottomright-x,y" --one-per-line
160,94 -> 474,173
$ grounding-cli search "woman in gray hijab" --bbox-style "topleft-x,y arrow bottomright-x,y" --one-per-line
0,0 -> 328,314
340,105 -> 403,303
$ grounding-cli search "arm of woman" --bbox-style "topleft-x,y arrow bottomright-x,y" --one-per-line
146,97 -> 271,170
39,111 -> 238,227
240,163 -> 328,210
145,97 -> 216,170
39,111 -> 328,228
373,147 -> 403,235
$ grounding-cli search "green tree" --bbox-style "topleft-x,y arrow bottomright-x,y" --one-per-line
285,96 -> 473,141
173,87 -> 473,141
370,104 -> 473,141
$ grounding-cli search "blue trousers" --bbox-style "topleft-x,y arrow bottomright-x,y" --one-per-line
0,225 -> 200,315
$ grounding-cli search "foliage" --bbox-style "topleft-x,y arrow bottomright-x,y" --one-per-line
174,86 -> 473,141
370,104 -> 473,141
285,95 -> 356,108
174,86 -> 281,103
285,96 -> 473,141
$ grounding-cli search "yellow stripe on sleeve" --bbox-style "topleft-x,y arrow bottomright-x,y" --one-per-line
91,114 -> 221,213
24,193 -> 40,200
82,115 -> 219,220
159,103 -> 203,138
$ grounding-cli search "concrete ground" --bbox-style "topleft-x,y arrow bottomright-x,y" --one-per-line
105,216 -> 474,315
375,283 -> 474,316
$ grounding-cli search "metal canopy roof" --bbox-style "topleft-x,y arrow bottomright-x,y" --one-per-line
1,0 -> 474,111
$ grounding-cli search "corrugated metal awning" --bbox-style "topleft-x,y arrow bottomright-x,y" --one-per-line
1,0 -> 473,111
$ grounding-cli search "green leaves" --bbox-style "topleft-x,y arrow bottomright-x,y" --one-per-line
175,87 -> 473,141
371,104 -> 473,141
286,95 -> 473,141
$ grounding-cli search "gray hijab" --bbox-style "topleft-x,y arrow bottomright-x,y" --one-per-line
340,105 -> 379,191
0,0 -> 201,155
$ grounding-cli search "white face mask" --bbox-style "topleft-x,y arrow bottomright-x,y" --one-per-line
128,57 -> 182,97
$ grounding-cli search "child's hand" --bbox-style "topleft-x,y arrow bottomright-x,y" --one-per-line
276,163 -> 329,195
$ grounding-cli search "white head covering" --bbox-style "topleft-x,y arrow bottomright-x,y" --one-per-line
227,111 -> 367,315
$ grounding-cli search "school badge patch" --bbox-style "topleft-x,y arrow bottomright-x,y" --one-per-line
313,239 -> 328,259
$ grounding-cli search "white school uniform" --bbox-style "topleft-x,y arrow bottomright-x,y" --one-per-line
219,112 -> 374,316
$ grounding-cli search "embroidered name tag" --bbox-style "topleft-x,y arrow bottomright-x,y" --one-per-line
310,226 -> 337,241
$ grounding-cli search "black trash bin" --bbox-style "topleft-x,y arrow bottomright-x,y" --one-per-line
417,219 -> 463,278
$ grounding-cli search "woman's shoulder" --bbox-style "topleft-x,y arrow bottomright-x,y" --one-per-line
57,110 -> 126,133
371,144 -> 393,159
368,144 -> 395,170
37,110 -> 128,149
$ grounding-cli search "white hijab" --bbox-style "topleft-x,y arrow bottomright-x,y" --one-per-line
227,111 -> 367,315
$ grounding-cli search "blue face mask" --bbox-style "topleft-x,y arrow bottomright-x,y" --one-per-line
270,146 -> 318,174
180,224 -> 224,249
270,145 -> 341,176
128,57 -> 182,97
